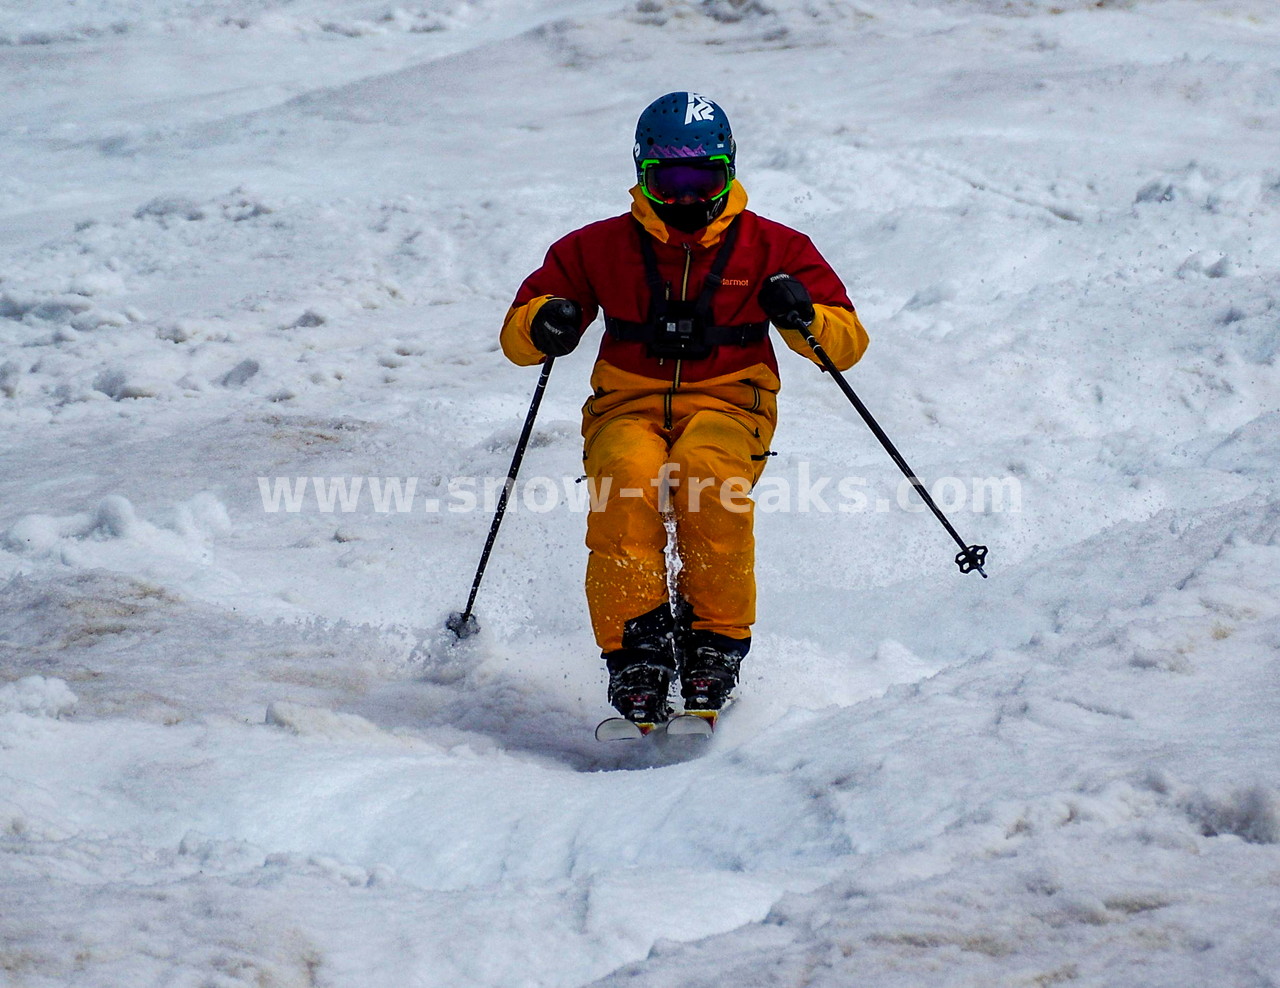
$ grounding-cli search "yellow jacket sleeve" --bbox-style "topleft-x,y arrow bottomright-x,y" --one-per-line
500,295 -> 559,367
777,303 -> 869,372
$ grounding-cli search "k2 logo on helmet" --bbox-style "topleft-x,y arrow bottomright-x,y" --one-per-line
685,94 -> 716,125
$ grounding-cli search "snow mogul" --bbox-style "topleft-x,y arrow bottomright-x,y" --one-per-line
501,92 -> 868,731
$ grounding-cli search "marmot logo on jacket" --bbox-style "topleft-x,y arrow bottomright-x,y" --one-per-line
721,278 -> 750,287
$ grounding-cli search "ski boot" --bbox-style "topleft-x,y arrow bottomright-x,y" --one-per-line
678,633 -> 745,714
606,656 -> 673,730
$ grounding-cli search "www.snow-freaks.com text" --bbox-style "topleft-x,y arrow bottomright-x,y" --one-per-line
256,467 -> 1021,516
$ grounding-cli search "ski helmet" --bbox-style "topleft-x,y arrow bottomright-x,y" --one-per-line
633,92 -> 736,205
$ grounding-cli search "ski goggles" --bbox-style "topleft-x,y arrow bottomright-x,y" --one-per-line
639,156 -> 733,205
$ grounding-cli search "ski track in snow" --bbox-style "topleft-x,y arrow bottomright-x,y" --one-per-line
2,0 -> 1280,985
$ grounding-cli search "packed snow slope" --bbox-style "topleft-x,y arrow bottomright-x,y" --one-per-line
2,0 -> 1279,985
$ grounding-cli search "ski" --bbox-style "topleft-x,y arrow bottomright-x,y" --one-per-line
665,711 -> 718,737
594,717 -> 660,741
594,709 -> 720,741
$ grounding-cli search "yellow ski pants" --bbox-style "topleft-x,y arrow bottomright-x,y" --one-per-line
581,383 -> 776,654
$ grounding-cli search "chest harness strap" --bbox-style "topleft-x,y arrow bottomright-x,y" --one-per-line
604,219 -> 769,361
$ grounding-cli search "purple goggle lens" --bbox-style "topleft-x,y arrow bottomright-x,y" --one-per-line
643,161 -> 730,204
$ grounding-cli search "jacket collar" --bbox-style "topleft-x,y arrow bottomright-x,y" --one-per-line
629,181 -> 748,249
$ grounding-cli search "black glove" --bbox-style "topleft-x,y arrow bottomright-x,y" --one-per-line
529,298 -> 582,357
757,273 -> 815,330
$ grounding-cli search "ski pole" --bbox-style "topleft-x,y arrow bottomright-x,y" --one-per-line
796,319 -> 988,578
447,357 -> 556,638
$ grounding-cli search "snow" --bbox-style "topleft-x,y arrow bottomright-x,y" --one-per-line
2,0 -> 1279,984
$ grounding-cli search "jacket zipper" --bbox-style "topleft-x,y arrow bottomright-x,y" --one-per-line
666,243 -> 694,430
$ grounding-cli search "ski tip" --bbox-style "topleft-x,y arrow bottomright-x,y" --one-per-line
595,717 -> 655,742
665,712 -> 716,737
595,710 -> 722,741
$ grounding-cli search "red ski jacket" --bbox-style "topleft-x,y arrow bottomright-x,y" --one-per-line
501,183 -> 868,398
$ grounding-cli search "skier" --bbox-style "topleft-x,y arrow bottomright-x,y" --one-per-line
500,92 -> 868,728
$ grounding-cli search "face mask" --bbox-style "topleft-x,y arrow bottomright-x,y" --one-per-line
653,195 -> 728,233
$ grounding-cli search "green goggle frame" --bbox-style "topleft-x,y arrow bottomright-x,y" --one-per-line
638,155 -> 734,205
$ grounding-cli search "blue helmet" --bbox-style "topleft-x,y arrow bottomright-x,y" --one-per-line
633,92 -> 737,188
